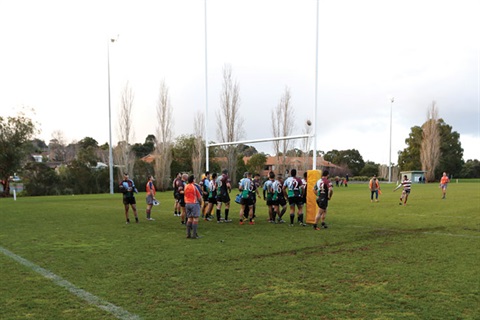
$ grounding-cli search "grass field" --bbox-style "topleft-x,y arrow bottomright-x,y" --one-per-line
1,182 -> 479,319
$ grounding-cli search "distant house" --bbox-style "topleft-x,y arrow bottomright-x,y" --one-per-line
400,171 -> 427,183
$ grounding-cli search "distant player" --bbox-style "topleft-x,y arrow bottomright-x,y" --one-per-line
199,171 -> 211,217
250,173 -> 262,219
275,174 -> 288,223
172,173 -> 182,216
263,171 -> 277,223
205,172 -> 218,221
313,170 -> 333,230
145,175 -> 157,221
216,169 -> 232,223
369,175 -> 380,202
120,172 -> 139,224
394,175 -> 412,205
283,169 -> 305,226
440,172 -> 450,199
238,172 -> 254,225
179,174 -> 188,224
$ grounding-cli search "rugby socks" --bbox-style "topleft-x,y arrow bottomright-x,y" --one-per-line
146,209 -> 151,219
225,209 -> 229,221
280,206 -> 287,217
186,221 -> 192,237
290,213 -> 295,224
298,213 -> 304,224
192,221 -> 198,237
216,209 -> 221,221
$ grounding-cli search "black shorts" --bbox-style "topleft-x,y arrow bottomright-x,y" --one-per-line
179,196 -> 186,207
316,196 -> 328,210
266,199 -> 278,206
208,197 -> 217,204
217,193 -> 230,204
123,196 -> 136,205
288,197 -> 304,206
278,197 -> 287,207
240,197 -> 253,206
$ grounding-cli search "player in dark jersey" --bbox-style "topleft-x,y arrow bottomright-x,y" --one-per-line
172,173 -> 182,216
275,174 -> 287,223
205,172 -> 218,221
199,171 -> 211,218
313,170 -> 333,230
178,174 -> 188,224
283,169 -> 305,226
119,172 -> 139,224
238,172 -> 255,225
215,169 -> 232,222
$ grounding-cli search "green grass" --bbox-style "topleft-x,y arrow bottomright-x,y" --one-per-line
1,182 -> 479,319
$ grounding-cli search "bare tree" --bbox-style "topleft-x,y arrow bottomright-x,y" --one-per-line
115,81 -> 135,179
154,80 -> 174,191
421,101 -> 441,182
271,87 -> 295,175
193,110 -> 205,180
49,130 -> 67,162
216,64 -> 243,183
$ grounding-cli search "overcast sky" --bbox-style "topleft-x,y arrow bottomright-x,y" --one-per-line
1,0 -> 479,166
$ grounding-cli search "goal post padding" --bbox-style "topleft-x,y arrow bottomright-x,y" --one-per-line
306,169 -> 321,224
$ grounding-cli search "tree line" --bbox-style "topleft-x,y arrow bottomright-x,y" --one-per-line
2,70 -> 478,197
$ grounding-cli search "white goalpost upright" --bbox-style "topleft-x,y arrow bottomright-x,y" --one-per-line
203,0 -> 320,171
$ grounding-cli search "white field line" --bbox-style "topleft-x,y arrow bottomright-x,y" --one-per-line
347,226 -> 480,239
0,246 -> 141,320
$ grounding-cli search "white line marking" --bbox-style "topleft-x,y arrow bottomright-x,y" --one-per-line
0,246 -> 141,320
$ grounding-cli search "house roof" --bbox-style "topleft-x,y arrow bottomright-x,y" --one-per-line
141,154 -> 156,163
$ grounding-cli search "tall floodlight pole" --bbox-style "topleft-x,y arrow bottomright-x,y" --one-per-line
107,38 -> 117,194
204,0 -> 209,171
313,0 -> 319,170
388,97 -> 394,183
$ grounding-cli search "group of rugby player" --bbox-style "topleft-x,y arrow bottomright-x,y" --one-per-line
171,168 -> 334,231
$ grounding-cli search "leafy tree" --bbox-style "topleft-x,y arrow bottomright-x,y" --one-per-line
0,113 -> 38,197
324,149 -> 364,176
170,135 -> 195,176
247,153 -> 267,176
235,154 -> 248,184
62,159 -> 100,194
398,119 -> 463,180
460,159 -> 480,178
131,135 -> 156,159
436,119 -> 463,178
359,161 -> 379,177
23,162 -> 61,196
30,138 -> 48,153
237,144 -> 258,157
77,137 -> 100,166
132,158 -> 154,192
398,126 -> 422,171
